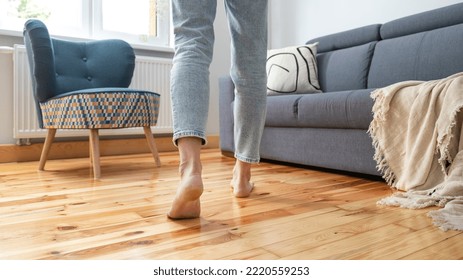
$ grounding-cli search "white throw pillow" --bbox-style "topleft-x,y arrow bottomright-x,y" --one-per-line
266,43 -> 321,95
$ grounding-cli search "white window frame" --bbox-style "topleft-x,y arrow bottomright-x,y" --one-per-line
0,0 -> 172,51
92,0 -> 171,48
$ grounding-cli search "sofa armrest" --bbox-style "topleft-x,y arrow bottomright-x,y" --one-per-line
219,75 -> 235,155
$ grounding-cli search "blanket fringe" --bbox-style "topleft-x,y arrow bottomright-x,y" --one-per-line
378,194 -> 462,231
371,140 -> 397,186
368,89 -> 397,187
377,192 -> 438,209
436,104 -> 463,175
428,199 -> 463,231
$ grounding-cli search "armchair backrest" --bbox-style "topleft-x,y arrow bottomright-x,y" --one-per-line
51,38 -> 136,94
23,19 -> 57,103
23,19 -> 136,102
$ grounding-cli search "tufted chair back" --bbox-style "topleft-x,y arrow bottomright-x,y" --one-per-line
24,19 -> 136,126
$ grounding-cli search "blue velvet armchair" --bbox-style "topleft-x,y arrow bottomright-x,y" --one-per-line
23,19 -> 161,179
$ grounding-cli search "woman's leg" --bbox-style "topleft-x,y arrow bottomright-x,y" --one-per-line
168,0 -> 217,219
224,0 -> 268,197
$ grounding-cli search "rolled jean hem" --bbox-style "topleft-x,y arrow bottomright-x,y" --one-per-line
235,153 -> 260,164
172,131 -> 207,146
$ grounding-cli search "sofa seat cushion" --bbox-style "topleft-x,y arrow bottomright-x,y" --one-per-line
265,89 -> 375,129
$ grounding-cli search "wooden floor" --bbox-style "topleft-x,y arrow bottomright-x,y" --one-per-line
0,149 -> 461,260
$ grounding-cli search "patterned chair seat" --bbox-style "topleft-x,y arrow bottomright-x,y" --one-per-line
40,89 -> 160,129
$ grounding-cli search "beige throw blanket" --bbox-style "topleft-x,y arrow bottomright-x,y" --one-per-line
368,72 -> 463,231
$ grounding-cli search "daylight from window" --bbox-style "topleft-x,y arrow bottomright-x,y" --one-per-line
102,0 -> 152,36
0,0 -> 169,46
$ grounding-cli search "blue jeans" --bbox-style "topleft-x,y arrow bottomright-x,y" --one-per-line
171,0 -> 268,163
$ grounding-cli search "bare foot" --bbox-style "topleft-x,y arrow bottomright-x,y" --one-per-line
167,137 -> 203,219
230,160 -> 254,198
167,173 -> 203,219
231,180 -> 254,198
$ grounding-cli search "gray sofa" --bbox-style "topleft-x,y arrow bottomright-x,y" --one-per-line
219,3 -> 463,176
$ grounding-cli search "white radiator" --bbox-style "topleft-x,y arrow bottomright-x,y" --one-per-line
13,45 -> 173,140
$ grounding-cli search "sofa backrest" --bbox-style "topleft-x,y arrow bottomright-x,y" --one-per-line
368,3 -> 463,88
307,24 -> 381,92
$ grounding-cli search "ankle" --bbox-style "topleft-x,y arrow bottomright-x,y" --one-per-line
177,137 -> 203,177
233,160 -> 251,181
179,160 -> 202,177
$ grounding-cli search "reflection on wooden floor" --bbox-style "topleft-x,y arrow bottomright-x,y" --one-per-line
0,149 -> 461,260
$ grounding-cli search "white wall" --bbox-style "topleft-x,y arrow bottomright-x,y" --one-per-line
0,49 -> 14,144
269,0 -> 463,48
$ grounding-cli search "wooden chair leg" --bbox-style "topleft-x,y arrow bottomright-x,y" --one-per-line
89,139 -> 93,166
143,126 -> 161,167
38,128 -> 57,171
89,129 -> 101,179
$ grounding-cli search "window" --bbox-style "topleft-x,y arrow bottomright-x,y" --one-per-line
0,0 -> 171,48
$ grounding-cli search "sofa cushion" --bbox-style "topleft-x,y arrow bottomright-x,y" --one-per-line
380,3 -> 463,39
265,88 -> 374,129
368,23 -> 463,88
307,24 -> 381,53
266,43 -> 321,95
317,42 -> 376,92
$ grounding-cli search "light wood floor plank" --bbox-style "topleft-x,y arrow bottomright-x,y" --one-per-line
0,149 -> 461,260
